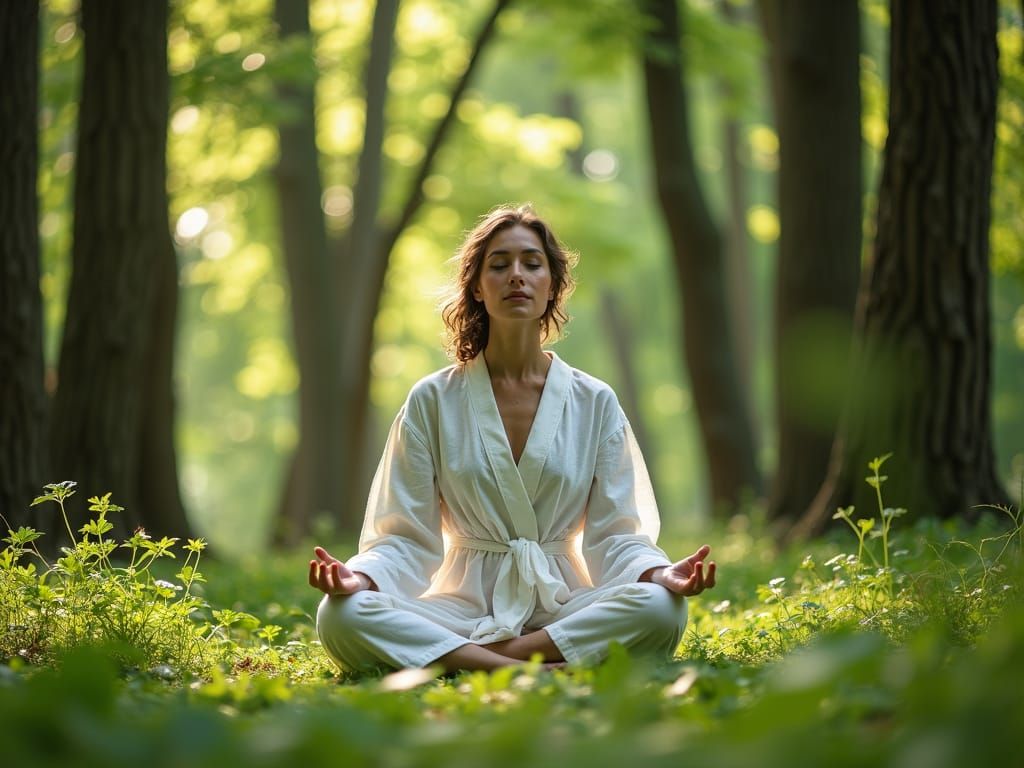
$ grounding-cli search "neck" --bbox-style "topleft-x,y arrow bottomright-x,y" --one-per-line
482,326 -> 549,380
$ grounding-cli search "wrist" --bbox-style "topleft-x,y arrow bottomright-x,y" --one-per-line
639,566 -> 667,585
354,571 -> 377,592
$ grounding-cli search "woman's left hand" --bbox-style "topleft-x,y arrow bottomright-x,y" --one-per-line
650,544 -> 717,596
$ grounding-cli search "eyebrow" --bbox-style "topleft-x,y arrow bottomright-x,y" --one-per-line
486,246 -> 545,258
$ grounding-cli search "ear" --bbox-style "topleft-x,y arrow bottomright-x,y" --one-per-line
472,283 -> 483,302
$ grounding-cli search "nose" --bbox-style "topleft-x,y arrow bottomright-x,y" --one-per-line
509,262 -> 525,285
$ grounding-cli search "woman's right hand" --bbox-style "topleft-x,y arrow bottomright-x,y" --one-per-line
308,546 -> 374,595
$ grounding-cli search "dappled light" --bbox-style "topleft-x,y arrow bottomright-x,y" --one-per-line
3,0 -> 1023,763
745,204 -> 779,243
175,206 -> 210,241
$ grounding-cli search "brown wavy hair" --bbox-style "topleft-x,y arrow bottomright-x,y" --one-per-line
441,204 -> 577,363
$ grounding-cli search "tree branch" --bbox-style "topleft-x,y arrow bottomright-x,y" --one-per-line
380,0 -> 511,258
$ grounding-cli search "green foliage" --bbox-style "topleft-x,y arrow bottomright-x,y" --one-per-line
0,483 -> 333,681
2,463 -> 1023,765
0,483 -> 210,673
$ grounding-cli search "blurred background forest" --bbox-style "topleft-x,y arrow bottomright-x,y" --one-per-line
3,0 -> 1023,559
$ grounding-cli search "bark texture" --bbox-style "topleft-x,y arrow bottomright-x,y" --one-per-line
718,0 -> 757,427
273,0 -> 343,543
794,0 -> 1007,538
49,0 -> 190,539
642,0 -> 762,514
759,0 -> 862,524
0,1 -> 47,526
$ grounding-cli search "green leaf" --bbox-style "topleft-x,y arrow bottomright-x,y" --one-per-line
79,518 -> 114,537
87,492 -> 124,514
867,453 -> 893,472
832,506 -> 855,520
31,480 -> 77,505
4,526 -> 44,546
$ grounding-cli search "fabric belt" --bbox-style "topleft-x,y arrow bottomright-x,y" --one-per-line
450,536 -> 574,556
450,535 -> 573,626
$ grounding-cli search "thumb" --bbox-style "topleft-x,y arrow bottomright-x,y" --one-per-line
315,546 -> 341,565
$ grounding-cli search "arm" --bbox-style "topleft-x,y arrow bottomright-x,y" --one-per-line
309,404 -> 444,599
582,417 -> 674,587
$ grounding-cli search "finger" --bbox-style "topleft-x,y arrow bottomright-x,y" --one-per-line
322,562 -> 340,594
688,545 -> 711,564
312,563 -> 334,595
704,561 -> 717,589
308,560 -> 320,590
692,561 -> 705,593
315,546 -> 338,565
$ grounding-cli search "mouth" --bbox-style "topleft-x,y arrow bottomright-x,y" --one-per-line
505,292 -> 530,300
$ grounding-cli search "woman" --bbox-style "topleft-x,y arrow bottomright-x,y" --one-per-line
309,205 -> 716,674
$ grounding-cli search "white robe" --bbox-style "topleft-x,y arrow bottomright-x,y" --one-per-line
345,351 -> 672,645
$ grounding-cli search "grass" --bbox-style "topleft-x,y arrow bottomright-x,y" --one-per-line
1,465 -> 1022,767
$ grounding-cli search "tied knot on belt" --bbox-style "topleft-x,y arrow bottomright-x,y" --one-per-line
451,535 -> 572,613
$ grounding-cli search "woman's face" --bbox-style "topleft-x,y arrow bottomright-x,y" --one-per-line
472,224 -> 554,326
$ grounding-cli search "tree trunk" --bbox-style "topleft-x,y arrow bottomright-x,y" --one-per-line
718,0 -> 757,431
759,0 -> 862,525
0,1 -> 47,528
273,0 -> 511,537
332,0 -> 510,533
641,0 -> 762,514
793,0 -> 1007,538
334,0 -> 401,534
599,287 -> 660,498
49,0 -> 190,539
272,0 -> 343,544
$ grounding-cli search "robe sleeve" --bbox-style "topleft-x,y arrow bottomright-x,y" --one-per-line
345,407 -> 443,599
582,415 -> 672,587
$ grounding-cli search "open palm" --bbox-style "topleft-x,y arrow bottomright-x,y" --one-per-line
308,546 -> 371,596
656,544 -> 717,596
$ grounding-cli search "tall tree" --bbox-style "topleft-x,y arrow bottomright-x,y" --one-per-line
0,1 -> 47,526
272,0 -> 343,542
794,0 -> 1008,538
642,0 -> 762,513
49,0 -> 191,539
717,0 -> 757,428
759,0 -> 862,525
274,0 -> 511,538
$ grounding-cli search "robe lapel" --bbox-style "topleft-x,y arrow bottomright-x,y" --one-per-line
517,353 -> 570,502
466,354 -> 539,540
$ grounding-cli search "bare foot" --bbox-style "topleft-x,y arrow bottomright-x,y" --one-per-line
482,629 -> 563,663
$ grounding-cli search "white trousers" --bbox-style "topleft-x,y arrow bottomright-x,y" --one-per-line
316,582 -> 688,672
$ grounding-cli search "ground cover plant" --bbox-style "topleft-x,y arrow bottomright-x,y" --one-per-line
1,461 -> 1022,768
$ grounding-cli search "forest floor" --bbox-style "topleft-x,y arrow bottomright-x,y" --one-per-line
1,478 -> 1022,767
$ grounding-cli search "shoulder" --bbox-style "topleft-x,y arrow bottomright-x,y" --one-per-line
400,362 -> 467,432
557,355 -> 618,405
406,362 -> 463,404
555,355 -> 625,435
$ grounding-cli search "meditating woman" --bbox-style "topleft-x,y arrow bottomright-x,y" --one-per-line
309,204 -> 717,674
